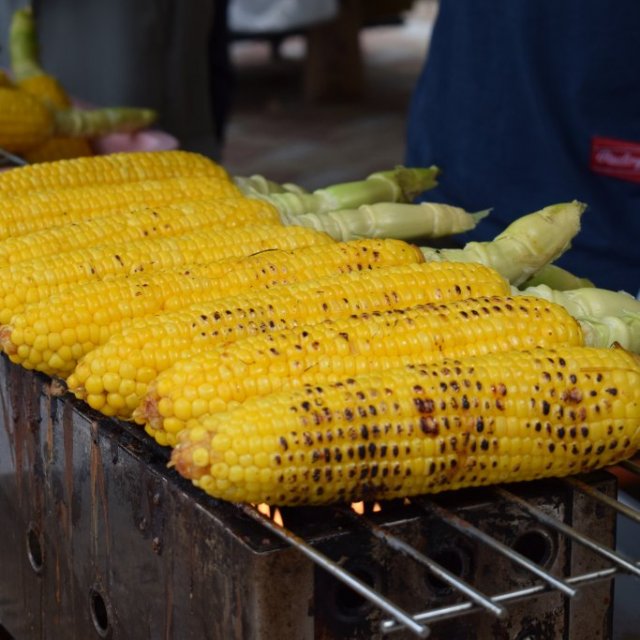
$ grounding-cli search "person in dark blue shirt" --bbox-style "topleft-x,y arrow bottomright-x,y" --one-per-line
405,1 -> 640,294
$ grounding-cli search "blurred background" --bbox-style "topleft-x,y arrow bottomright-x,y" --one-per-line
223,0 -> 437,188
0,0 -> 437,186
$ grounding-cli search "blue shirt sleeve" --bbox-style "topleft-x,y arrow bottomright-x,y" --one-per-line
405,0 -> 640,293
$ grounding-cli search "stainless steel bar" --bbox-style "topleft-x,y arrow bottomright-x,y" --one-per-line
564,477 -> 640,524
415,497 -> 577,597
0,147 -> 27,166
619,459 -> 640,475
493,487 -> 640,578
381,565 -> 621,633
238,504 -> 430,638
336,506 -> 507,619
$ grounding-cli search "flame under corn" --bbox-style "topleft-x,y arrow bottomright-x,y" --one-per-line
171,346 -> 640,506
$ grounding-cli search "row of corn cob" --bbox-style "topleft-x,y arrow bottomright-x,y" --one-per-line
0,150 -> 637,507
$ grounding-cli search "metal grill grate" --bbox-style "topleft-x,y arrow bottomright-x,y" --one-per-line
0,146 -> 27,167
242,461 -> 640,638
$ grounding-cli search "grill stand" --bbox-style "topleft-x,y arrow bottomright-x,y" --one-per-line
0,355 -> 635,639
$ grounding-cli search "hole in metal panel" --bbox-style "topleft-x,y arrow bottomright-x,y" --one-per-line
26,524 -> 43,574
89,587 -> 111,638
423,545 -> 471,595
512,528 -> 555,569
328,558 -> 380,623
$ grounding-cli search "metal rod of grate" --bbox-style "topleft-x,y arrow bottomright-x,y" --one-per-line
0,146 -> 28,167
244,463 -> 640,638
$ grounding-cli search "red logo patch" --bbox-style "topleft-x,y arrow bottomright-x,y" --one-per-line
590,136 -> 640,183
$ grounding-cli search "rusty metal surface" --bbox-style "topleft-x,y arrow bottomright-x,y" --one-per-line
0,356 -> 313,639
0,355 -> 619,639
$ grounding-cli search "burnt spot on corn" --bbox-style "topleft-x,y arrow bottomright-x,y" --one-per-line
605,388 -> 618,396
562,388 -> 583,404
420,416 -> 438,435
414,397 -> 435,414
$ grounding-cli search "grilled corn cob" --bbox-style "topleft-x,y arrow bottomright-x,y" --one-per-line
0,175 -> 241,241
0,197 -> 280,268
2,238 -> 422,376
67,261 -> 509,418
139,295 -> 583,446
0,223 -> 331,324
0,150 -> 227,196
171,346 -> 640,505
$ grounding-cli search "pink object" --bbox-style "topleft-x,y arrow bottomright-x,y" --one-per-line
91,129 -> 180,154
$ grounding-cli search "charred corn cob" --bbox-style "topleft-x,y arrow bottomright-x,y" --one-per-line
0,197 -> 280,268
66,261 -> 510,418
138,295 -> 584,446
171,346 -> 640,505
0,223 -> 331,324
0,175 -> 241,241
0,150 -> 227,196
2,238 -> 423,376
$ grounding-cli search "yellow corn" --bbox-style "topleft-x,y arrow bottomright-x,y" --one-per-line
139,295 -> 584,446
0,85 -> 53,152
67,261 -> 509,419
0,223 -> 331,325
0,70 -> 13,87
0,149 -> 227,196
0,175 -> 241,241
22,137 -> 94,162
17,73 -> 71,107
15,75 -> 94,161
2,238 -> 422,376
171,346 -> 640,505
0,197 -> 280,268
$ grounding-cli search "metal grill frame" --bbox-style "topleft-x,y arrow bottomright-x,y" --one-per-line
0,355 -> 638,639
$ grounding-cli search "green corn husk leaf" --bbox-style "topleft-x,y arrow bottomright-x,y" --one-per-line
578,312 -> 640,353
